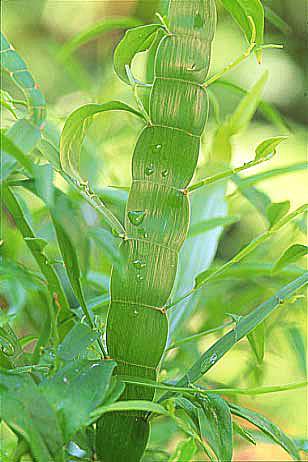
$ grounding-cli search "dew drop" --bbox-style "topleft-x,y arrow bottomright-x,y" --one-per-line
136,274 -> 144,282
210,353 -> 218,365
161,169 -> 168,178
128,210 -> 146,226
133,309 -> 139,315
145,164 -> 154,176
155,144 -> 162,150
137,227 -> 148,239
133,259 -> 146,269
63,376 -> 69,384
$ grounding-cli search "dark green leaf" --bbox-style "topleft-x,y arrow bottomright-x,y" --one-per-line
40,359 -> 116,441
57,322 -> 99,361
0,370 -> 64,462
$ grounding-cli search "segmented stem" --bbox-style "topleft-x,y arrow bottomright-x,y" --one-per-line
96,2 -> 216,460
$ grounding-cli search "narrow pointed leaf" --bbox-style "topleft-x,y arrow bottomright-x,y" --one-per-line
198,394 -> 233,462
114,24 -> 164,84
169,438 -> 197,461
59,17 -> 142,60
247,321 -> 265,364
229,403 -> 300,460
60,102 -> 144,182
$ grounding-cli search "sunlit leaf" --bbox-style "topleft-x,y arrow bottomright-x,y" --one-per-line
254,136 -> 288,161
273,244 -> 308,273
169,438 -> 197,461
267,201 -> 290,228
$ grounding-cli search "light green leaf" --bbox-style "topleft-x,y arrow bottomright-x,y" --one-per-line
227,71 -> 268,135
114,24 -> 164,84
198,394 -> 233,462
188,215 -> 239,238
169,438 -> 197,461
229,403 -> 300,460
247,321 -> 265,364
264,5 -> 292,35
173,273 -> 307,386
287,326 -> 307,376
60,102 -> 144,182
274,244 -> 308,273
267,201 -> 290,228
58,17 -> 142,60
233,421 -> 256,445
220,0 -> 264,62
254,136 -> 288,161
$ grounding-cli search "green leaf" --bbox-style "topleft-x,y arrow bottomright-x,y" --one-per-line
58,17 -> 142,60
273,244 -> 308,273
51,216 -> 93,328
237,162 -> 306,189
198,394 -> 233,462
33,163 -> 54,207
264,5 -> 292,35
91,400 -> 168,421
57,322 -> 99,361
220,0 -> 264,62
229,403 -> 300,460
212,79 -> 290,133
254,136 -> 288,161
247,321 -> 265,364
227,71 -> 268,135
233,421 -> 256,445
169,438 -> 197,461
188,215 -> 239,238
60,102 -> 144,182
40,359 -> 116,441
287,326 -> 307,376
114,24 -> 163,84
0,370 -> 64,462
267,201 -> 290,228
1,131 -> 34,178
2,185 -> 72,333
173,273 -> 308,386
24,237 -> 48,252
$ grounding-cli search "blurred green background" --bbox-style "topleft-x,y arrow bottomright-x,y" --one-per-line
1,0 -> 307,460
